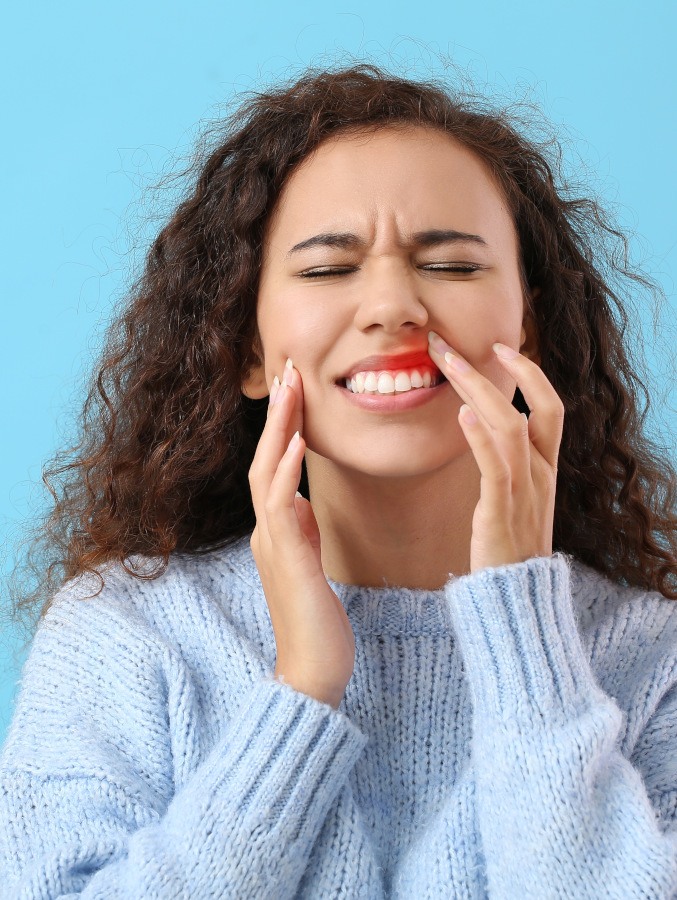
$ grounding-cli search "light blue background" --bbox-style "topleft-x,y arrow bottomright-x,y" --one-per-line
2,0 -> 675,745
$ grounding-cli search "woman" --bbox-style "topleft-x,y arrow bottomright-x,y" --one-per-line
1,63 -> 676,898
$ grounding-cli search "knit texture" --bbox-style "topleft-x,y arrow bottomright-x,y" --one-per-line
1,535 -> 676,898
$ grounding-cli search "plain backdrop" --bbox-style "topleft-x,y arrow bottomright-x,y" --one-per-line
1,0 -> 675,745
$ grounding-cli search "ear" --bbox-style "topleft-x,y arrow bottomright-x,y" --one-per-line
241,334 -> 270,400
519,286 -> 542,367
241,363 -> 269,400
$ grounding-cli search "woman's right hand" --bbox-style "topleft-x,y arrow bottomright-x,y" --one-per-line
248,359 -> 356,710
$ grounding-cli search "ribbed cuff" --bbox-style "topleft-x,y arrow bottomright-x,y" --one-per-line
179,676 -> 368,856
446,552 -> 602,724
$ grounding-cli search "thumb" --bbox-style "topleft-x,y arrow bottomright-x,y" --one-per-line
294,492 -> 321,551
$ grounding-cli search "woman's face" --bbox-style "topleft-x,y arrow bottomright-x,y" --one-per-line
252,124 -> 536,479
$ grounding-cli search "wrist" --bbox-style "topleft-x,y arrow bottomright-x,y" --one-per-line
273,667 -> 344,710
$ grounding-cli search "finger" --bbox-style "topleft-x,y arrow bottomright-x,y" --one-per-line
265,430 -> 307,546
285,361 -> 305,446
295,491 -> 321,551
266,376 -> 280,418
249,377 -> 296,535
491,343 -> 565,470
262,361 -> 305,489
458,403 -> 512,510
428,335 -> 531,491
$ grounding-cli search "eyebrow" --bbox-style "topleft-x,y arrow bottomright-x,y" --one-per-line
285,228 -> 489,258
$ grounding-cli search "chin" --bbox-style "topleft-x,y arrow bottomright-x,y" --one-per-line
306,436 -> 469,479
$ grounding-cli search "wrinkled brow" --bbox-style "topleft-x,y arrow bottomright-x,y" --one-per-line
286,228 -> 489,257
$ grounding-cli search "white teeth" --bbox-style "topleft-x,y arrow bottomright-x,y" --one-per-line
363,372 -> 378,392
377,373 -> 396,394
344,368 -> 440,394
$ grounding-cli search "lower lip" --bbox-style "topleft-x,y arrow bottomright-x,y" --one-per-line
335,379 -> 450,411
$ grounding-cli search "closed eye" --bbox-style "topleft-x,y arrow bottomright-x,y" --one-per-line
422,265 -> 483,274
299,265 -> 483,279
299,268 -> 355,279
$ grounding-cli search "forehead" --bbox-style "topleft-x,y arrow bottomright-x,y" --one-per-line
265,125 -> 515,249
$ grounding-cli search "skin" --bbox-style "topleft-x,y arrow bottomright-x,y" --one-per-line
242,124 -> 542,590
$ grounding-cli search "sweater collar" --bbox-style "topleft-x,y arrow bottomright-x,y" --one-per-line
325,574 -> 455,635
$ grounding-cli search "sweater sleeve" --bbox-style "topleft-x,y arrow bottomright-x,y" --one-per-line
446,552 -> 677,900
0,589 -> 368,898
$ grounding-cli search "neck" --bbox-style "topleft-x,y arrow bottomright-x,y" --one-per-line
304,449 -> 480,590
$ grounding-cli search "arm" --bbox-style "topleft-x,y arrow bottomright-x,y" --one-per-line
447,552 -> 677,900
0,591 -> 368,898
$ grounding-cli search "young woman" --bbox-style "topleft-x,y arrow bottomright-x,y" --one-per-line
1,63 -> 676,898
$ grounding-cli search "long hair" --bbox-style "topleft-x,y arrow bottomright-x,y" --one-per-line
5,61 -> 676,654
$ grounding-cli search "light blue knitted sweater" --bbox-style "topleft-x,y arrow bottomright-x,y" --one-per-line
1,535 -> 676,898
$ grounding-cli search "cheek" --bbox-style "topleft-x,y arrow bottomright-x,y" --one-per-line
267,298 -> 344,364
257,299 -> 298,350
259,322 -> 335,393
262,289 -> 325,338
454,320 -> 522,401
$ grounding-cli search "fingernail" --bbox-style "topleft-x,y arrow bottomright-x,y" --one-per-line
273,380 -> 286,405
428,330 -> 448,354
493,342 -> 518,359
269,375 -> 280,405
283,357 -> 293,385
288,430 -> 300,451
445,351 -> 470,373
460,403 -> 477,425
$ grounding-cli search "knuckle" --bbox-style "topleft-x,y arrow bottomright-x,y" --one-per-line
543,464 -> 559,490
494,466 -> 512,486
263,496 -> 279,518
265,519 -> 284,543
510,417 -> 527,439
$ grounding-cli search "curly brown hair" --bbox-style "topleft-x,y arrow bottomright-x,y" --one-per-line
4,61 -> 676,656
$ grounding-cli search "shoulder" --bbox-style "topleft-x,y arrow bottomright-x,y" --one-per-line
568,556 -> 677,653
44,532 -> 260,637
20,535 -> 260,717
567,557 -> 677,737
6,535 -> 263,779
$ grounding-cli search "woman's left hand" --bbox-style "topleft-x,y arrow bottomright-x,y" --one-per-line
427,331 -> 565,576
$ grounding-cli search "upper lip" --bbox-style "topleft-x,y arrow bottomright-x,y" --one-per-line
337,349 -> 442,382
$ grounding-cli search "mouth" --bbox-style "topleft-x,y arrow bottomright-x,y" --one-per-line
334,371 -> 445,394
333,373 -> 450,412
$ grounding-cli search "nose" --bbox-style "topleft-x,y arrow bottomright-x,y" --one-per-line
352,257 -> 429,334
